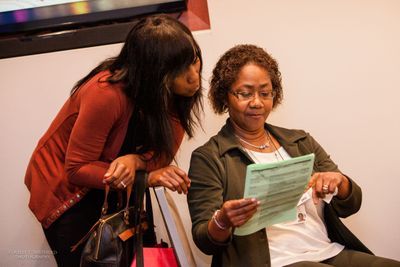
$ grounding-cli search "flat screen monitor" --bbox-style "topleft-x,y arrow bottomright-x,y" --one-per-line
0,0 -> 187,58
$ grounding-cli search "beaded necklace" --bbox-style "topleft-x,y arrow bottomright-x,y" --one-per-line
235,131 -> 270,150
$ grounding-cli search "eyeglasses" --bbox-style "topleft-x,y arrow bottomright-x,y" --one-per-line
229,90 -> 276,101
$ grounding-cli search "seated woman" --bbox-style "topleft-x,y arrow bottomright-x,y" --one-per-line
187,44 -> 400,267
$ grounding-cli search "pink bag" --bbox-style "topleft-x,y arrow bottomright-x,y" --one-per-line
131,247 -> 178,267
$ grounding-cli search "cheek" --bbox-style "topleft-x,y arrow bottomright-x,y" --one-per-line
171,78 -> 185,93
228,103 -> 246,119
264,101 -> 274,111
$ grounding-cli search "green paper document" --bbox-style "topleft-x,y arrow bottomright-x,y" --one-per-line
234,153 -> 315,236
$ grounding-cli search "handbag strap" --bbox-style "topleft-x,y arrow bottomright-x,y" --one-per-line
101,183 -> 133,216
133,171 -> 146,267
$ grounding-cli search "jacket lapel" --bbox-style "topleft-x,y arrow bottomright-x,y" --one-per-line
266,124 -> 307,158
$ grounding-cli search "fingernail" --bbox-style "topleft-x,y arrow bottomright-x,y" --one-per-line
104,173 -> 110,177
102,180 -> 106,184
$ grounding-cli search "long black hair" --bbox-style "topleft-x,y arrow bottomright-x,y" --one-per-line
72,14 -> 203,163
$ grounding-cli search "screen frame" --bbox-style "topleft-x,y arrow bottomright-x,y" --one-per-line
0,0 -> 187,59
0,0 -> 186,35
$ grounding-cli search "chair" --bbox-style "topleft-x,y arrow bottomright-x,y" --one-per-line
152,186 -> 196,267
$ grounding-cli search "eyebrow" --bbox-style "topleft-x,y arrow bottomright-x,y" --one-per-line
235,83 -> 271,90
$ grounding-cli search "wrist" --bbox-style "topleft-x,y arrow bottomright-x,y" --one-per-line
131,154 -> 146,170
212,210 -> 230,230
337,175 -> 351,199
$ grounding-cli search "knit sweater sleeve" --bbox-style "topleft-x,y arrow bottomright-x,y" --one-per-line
65,82 -> 128,189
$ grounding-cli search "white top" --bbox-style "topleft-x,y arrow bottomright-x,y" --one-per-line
244,147 -> 344,267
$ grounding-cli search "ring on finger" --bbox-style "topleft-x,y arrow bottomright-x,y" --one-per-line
120,181 -> 127,188
322,184 -> 329,193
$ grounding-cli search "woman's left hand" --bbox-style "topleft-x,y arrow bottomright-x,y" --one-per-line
307,171 -> 350,204
147,165 -> 191,194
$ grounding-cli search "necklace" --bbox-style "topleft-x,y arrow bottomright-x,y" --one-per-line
244,131 -> 285,163
245,148 -> 280,164
235,131 -> 270,150
265,131 -> 284,161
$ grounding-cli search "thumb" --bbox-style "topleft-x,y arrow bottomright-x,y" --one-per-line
104,161 -> 117,178
307,174 -> 316,190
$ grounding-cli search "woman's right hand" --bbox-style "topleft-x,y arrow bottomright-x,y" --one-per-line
147,165 -> 191,194
218,198 -> 260,228
207,198 -> 259,242
103,154 -> 146,189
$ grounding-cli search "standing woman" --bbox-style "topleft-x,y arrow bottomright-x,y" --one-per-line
24,14 -> 203,266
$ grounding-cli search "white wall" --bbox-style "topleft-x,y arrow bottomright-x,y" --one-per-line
1,1 -> 399,266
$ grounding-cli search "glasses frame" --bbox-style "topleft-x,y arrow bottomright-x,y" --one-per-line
229,90 -> 276,101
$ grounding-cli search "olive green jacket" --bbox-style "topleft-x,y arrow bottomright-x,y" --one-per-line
187,119 -> 372,267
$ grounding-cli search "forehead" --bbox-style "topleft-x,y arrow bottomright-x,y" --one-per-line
233,64 -> 271,87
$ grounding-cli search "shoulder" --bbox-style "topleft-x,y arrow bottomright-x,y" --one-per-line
268,124 -> 308,142
191,128 -> 229,162
80,72 -> 125,100
189,132 -> 228,180
193,134 -> 220,155
76,71 -> 130,113
268,124 -> 324,153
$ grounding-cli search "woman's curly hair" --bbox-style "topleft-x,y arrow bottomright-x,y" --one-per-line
209,44 -> 283,114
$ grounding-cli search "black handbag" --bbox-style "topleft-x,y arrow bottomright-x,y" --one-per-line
71,171 -> 147,267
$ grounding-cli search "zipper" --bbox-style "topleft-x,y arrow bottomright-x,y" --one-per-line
95,218 -> 105,260
95,210 -> 127,259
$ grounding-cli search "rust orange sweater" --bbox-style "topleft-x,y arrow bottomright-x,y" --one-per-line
24,71 -> 184,228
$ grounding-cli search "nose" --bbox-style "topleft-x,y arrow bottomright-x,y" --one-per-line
249,92 -> 263,107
